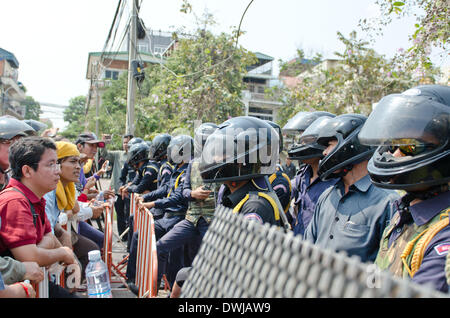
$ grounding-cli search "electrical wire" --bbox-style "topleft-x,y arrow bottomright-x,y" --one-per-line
135,0 -> 255,79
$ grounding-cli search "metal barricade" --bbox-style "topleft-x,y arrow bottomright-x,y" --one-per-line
103,203 -> 114,280
33,267 -> 49,298
182,205 -> 448,298
135,204 -> 158,298
103,200 -> 129,284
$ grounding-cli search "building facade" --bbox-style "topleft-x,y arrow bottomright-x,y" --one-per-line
242,52 -> 282,122
0,48 -> 26,118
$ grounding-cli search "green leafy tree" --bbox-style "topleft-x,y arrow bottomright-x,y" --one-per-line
85,11 -> 257,144
60,95 -> 87,140
22,96 -> 41,120
273,31 -> 420,126
359,0 -> 449,75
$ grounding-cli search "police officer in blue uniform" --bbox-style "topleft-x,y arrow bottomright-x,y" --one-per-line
151,123 -> 218,291
126,135 -> 193,293
287,112 -> 339,236
304,114 -> 399,263
265,120 -> 293,227
122,142 -> 160,196
199,116 -> 286,228
147,133 -> 173,220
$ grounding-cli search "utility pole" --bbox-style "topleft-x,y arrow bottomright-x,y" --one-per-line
125,0 -> 138,136
95,81 -> 100,137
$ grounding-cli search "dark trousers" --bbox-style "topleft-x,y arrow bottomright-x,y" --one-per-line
49,281 -> 79,298
115,194 -> 129,239
157,218 -> 206,284
126,214 -> 184,286
72,233 -> 99,281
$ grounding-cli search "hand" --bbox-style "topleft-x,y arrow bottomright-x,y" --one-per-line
83,177 -> 97,192
22,262 -> 45,283
121,187 -> 129,199
142,201 -> 155,209
57,227 -> 73,249
191,186 -> 211,200
65,210 -> 74,219
102,189 -> 115,200
96,160 -> 109,177
90,204 -> 104,219
60,246 -> 76,265
41,127 -> 59,138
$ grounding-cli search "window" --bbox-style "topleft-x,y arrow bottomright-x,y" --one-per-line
104,70 -> 119,80
257,86 -> 265,94
137,43 -> 149,53
249,107 -> 272,115
154,46 -> 166,55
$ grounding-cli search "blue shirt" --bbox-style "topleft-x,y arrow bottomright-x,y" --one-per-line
0,272 -> 4,291
43,190 -> 60,233
292,165 -> 338,236
304,174 -> 399,262
387,191 -> 450,292
143,163 -> 189,214
127,160 -> 159,194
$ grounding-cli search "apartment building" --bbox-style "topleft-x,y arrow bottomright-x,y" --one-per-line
0,48 -> 26,118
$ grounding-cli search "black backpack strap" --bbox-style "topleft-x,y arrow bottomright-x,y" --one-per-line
6,188 -> 38,227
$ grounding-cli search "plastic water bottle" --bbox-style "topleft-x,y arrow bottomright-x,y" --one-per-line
93,191 -> 104,207
85,250 -> 112,298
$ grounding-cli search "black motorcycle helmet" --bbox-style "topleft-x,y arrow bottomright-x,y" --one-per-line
149,133 -> 172,161
283,111 -> 335,149
199,116 -> 278,183
23,119 -> 47,135
358,84 -> 450,192
167,134 -> 194,165
288,114 -> 336,160
194,122 -> 218,158
0,116 -> 35,140
317,113 -> 374,181
127,142 -> 150,168
266,120 -> 283,153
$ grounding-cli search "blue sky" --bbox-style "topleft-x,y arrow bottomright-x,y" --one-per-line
1,0 -> 445,129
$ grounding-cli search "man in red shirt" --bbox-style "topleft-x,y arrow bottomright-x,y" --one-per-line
0,137 -> 77,297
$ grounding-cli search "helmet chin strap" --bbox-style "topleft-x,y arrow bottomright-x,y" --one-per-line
330,164 -> 354,179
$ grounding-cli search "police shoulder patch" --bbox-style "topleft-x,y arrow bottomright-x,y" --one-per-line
434,243 -> 450,256
243,213 -> 263,224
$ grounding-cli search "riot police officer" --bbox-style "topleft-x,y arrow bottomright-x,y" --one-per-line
265,120 -> 293,227
304,113 -> 399,263
359,84 -> 450,292
287,112 -> 339,236
199,116 -> 287,228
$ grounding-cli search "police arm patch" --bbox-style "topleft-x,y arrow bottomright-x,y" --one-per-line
434,243 -> 450,256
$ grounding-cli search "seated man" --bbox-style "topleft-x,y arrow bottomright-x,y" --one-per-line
0,137 -> 77,298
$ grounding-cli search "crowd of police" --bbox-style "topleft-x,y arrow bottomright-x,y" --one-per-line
0,83 -> 449,298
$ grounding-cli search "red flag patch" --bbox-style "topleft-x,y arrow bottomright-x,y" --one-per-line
434,244 -> 450,256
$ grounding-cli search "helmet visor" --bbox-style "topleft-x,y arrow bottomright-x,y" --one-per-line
358,94 -> 449,148
282,111 -> 311,133
300,116 -> 334,146
200,126 -> 277,182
